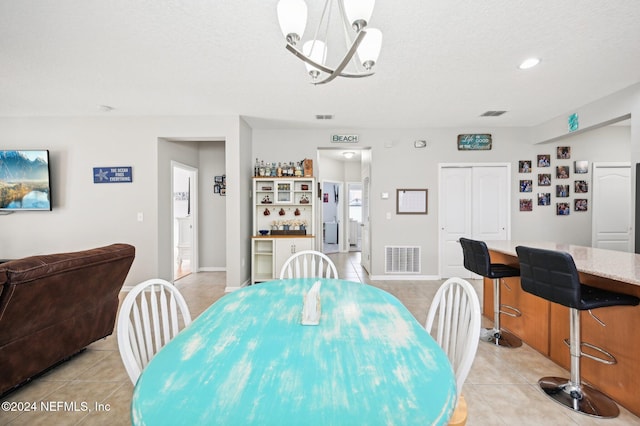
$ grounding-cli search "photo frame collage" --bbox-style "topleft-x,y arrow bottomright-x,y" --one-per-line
518,146 -> 589,215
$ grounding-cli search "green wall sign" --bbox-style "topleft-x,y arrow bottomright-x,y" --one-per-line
457,134 -> 492,150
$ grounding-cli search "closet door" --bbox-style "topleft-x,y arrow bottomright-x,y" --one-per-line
439,165 -> 510,278
471,166 -> 508,242
439,167 -> 472,278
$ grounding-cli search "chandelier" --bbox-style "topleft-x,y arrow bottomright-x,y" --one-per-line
276,0 -> 383,85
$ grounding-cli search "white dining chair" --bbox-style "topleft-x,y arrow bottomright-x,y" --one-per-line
425,277 -> 481,426
279,250 -> 339,279
117,278 -> 192,384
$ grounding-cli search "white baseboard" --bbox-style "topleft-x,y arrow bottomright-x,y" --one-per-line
225,278 -> 250,293
368,274 -> 441,281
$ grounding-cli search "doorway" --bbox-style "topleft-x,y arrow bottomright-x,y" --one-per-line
322,180 -> 342,254
172,162 -> 198,281
316,148 -> 372,271
347,182 -> 362,252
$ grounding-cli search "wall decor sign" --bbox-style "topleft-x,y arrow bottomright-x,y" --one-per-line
93,167 -> 132,183
331,134 -> 359,143
457,134 -> 492,150
568,113 -> 579,132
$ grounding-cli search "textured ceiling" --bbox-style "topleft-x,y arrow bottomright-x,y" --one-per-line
1,1 -> 639,129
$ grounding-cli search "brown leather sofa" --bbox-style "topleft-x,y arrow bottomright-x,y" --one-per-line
0,243 -> 135,395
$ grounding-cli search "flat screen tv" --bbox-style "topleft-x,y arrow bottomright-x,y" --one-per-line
0,150 -> 52,211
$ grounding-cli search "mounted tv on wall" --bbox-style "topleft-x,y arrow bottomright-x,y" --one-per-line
0,150 -> 52,211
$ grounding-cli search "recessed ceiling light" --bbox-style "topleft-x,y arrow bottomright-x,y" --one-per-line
342,151 -> 355,159
519,58 -> 540,70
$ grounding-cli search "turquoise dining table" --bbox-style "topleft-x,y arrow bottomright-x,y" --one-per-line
131,278 -> 457,425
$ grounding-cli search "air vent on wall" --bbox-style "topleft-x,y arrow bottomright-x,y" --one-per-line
315,114 -> 334,120
480,111 -> 507,117
385,246 -> 421,274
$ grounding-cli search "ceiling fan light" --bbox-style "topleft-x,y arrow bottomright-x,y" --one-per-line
357,28 -> 382,70
277,0 -> 307,45
303,40 -> 327,79
343,0 -> 375,31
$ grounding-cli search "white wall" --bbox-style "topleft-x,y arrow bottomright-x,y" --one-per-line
253,125 -> 631,277
197,141 -> 226,269
0,115 -> 245,286
1,84 -> 636,283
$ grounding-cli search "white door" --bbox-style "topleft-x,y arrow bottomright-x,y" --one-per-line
472,166 -> 509,241
439,165 -> 510,278
171,162 -> 198,281
439,167 -> 472,278
592,163 -> 631,252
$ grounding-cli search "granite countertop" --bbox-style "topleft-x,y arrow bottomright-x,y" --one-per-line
484,241 -> 640,287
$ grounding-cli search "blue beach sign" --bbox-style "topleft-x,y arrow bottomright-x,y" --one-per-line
93,167 -> 133,183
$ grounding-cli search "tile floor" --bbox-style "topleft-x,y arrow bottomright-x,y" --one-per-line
2,252 -> 639,425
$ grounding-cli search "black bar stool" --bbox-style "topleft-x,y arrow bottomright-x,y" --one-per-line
459,238 -> 522,348
516,245 -> 639,418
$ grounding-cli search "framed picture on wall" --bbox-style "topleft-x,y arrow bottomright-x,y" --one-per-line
519,160 -> 532,173
519,180 -> 532,192
556,166 -> 570,179
538,173 -> 551,186
574,161 -> 589,173
557,202 -> 570,215
519,199 -> 533,211
556,185 -> 570,197
575,199 -> 588,212
538,193 -> 551,206
557,146 -> 571,159
575,180 -> 588,193
537,155 -> 550,167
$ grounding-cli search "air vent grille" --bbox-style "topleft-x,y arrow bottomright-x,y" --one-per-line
315,114 -> 334,120
480,110 -> 507,117
385,246 -> 421,274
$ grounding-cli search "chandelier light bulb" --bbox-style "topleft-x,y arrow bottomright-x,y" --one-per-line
277,0 -> 307,45
303,40 -> 327,79
357,28 -> 382,70
343,0 -> 375,31
277,0 -> 382,84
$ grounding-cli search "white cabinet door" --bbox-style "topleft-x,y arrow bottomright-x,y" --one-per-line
274,238 -> 313,278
